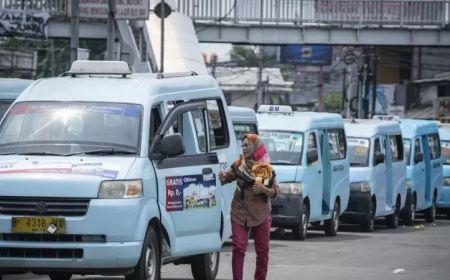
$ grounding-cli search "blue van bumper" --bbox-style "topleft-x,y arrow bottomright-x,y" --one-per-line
341,190 -> 371,222
270,194 -> 302,228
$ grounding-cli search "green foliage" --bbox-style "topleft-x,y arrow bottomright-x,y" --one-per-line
324,92 -> 343,113
229,45 -> 277,67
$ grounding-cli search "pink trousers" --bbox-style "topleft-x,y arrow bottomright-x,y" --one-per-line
231,217 -> 272,280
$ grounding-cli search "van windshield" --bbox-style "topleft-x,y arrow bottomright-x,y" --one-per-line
0,101 -> 13,120
0,102 -> 141,156
348,137 -> 370,167
233,123 -> 258,144
442,141 -> 450,165
403,139 -> 412,165
259,130 -> 303,165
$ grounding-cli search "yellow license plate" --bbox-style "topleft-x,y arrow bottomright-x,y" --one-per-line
12,217 -> 65,234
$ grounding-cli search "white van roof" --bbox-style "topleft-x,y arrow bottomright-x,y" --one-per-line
344,119 -> 401,138
16,73 -> 220,105
258,111 -> 343,132
228,106 -> 257,123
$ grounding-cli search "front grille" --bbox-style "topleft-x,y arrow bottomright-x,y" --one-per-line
0,197 -> 90,216
0,233 -> 105,243
0,247 -> 83,259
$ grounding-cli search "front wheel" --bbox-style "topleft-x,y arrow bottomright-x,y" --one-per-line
324,200 -> 340,236
386,200 -> 400,229
425,194 -> 437,223
361,200 -> 375,232
292,202 -> 309,241
48,273 -> 72,280
191,252 -> 220,280
126,227 -> 161,280
403,196 -> 416,226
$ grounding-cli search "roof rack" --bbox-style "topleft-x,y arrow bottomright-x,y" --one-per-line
156,71 -> 198,79
60,60 -> 132,78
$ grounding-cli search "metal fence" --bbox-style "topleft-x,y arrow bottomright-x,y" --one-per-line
176,0 -> 450,26
0,0 -> 67,15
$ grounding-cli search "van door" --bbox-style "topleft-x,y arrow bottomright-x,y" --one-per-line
319,129 -> 332,215
150,100 -> 222,256
425,133 -> 442,202
305,131 -> 323,221
384,135 -> 395,212
387,134 -> 405,211
413,137 -> 426,209
373,136 -> 387,216
326,128 -> 347,215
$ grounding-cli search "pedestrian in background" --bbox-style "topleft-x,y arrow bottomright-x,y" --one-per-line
219,134 -> 279,280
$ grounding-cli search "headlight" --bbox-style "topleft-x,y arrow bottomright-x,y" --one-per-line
98,180 -> 143,199
278,182 -> 302,195
444,177 -> 450,187
350,182 -> 371,192
406,180 -> 413,190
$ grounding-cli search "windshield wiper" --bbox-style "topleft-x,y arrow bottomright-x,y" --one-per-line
65,149 -> 137,156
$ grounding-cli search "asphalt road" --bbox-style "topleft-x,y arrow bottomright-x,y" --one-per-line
4,215 -> 450,280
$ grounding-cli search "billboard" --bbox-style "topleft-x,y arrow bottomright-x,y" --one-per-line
0,9 -> 49,39
280,45 -> 332,65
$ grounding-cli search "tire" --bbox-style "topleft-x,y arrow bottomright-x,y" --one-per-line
292,203 -> 308,241
403,196 -> 416,226
360,200 -> 375,232
425,194 -> 437,223
386,199 -> 400,229
48,273 -> 72,280
126,227 -> 161,280
190,252 -> 220,280
324,200 -> 340,236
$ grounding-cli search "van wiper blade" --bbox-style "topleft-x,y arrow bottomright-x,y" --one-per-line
65,149 -> 136,156
14,152 -> 65,156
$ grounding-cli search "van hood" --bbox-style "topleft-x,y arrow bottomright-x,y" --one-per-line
349,167 -> 371,184
271,164 -> 298,183
0,157 -> 136,198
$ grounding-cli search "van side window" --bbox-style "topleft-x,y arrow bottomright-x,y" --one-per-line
206,99 -> 229,150
427,133 -> 441,160
327,128 -> 346,160
414,139 -> 422,164
389,134 -> 404,161
308,132 -> 319,163
191,109 -> 207,152
150,106 -> 162,143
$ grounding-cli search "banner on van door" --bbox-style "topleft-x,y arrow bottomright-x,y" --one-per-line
166,174 -> 217,212
0,161 -> 119,179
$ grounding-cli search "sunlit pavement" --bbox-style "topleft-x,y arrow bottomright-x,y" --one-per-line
4,215 -> 450,280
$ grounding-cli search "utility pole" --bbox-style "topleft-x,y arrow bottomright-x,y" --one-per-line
107,0 -> 116,60
341,68 -> 346,114
70,0 -> 79,64
160,0 -> 166,73
371,48 -> 378,118
318,66 -> 324,112
257,47 -> 264,108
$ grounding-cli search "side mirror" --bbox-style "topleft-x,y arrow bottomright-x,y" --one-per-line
374,153 -> 385,166
415,152 -> 423,163
161,133 -> 185,158
307,148 -> 318,165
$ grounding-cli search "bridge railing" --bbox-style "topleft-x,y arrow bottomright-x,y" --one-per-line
176,0 -> 450,26
0,0 -> 67,15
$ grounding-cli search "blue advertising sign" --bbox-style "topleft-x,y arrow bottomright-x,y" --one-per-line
280,45 -> 332,65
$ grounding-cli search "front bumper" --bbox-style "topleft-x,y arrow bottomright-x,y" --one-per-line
270,193 -> 302,228
341,190 -> 371,222
0,198 -> 147,271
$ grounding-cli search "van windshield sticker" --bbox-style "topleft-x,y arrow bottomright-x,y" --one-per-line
0,161 -> 119,179
348,138 -> 369,147
10,103 -> 140,118
166,174 -> 217,212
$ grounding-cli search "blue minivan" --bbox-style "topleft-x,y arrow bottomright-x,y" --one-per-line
257,105 -> 349,240
400,119 -> 443,224
0,78 -> 34,120
342,119 -> 407,232
438,123 -> 450,218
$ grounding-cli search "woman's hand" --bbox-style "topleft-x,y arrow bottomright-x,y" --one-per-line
253,183 -> 267,195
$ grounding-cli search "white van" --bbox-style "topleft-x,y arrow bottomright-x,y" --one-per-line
0,61 -> 238,280
228,106 -> 258,146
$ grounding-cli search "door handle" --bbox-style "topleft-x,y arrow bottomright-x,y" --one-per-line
318,170 -> 322,174
202,167 -> 213,175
